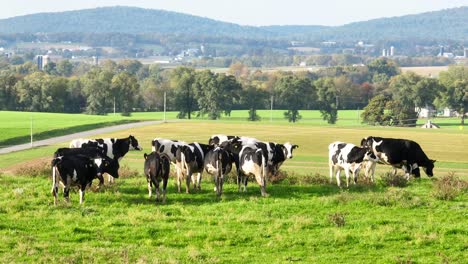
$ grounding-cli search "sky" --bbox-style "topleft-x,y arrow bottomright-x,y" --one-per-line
1,0 -> 467,26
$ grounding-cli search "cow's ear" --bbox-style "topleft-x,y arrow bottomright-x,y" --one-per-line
293,144 -> 299,149
431,159 -> 436,163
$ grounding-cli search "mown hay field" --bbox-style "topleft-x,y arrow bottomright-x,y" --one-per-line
0,119 -> 467,263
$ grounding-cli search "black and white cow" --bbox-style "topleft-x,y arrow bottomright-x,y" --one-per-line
221,136 -> 298,191
237,146 -> 268,196
361,136 -> 435,179
69,135 -> 142,183
143,152 -> 171,203
151,138 -> 188,163
54,147 -> 108,186
204,145 -> 235,196
208,135 -> 240,146
175,142 -> 213,193
328,141 -> 378,187
51,154 -> 119,204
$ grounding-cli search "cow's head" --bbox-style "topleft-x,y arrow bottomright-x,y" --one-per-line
423,160 -> 436,177
129,135 -> 143,151
96,156 -> 120,179
283,142 -> 299,159
363,150 -> 379,163
360,137 -> 373,149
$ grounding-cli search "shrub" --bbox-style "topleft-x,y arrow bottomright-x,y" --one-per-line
13,160 -> 51,177
369,188 -> 425,208
328,212 -> 346,227
379,172 -> 408,188
118,164 -> 140,178
432,172 -> 468,201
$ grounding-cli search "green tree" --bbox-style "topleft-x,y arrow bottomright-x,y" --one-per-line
82,68 -> 113,115
315,77 -> 338,124
216,74 -> 242,116
361,94 -> 389,125
275,75 -> 316,123
193,70 -> 221,120
0,71 -> 19,110
56,60 -> 74,77
438,66 -> 468,125
240,85 -> 268,121
171,66 -> 196,119
111,72 -> 140,116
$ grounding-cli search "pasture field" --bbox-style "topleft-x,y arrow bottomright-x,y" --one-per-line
1,110 -> 465,148
0,118 -> 467,263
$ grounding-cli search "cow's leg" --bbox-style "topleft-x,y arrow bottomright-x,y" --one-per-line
79,185 -> 86,204
176,168 -> 182,193
155,180 -> 160,202
185,172 -> 191,194
51,166 -> 59,205
147,176 -> 152,198
64,176 -> 71,202
162,177 -> 168,204
97,174 -> 104,189
196,173 -> 202,190
335,170 -> 341,187
329,161 -> 334,184
343,169 -> 351,187
107,174 -> 114,184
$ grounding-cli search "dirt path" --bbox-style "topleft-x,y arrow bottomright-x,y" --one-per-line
0,120 -> 164,155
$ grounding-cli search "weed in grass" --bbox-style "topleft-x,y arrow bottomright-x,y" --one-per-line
379,172 -> 409,188
395,255 -> 414,264
117,164 -> 140,178
328,212 -> 346,227
432,172 -> 468,201
369,188 -> 426,208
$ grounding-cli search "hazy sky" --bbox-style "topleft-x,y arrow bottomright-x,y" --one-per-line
1,0 -> 468,26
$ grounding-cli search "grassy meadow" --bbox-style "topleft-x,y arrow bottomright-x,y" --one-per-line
0,112 -> 467,263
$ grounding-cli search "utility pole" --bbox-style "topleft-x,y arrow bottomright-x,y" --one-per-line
163,91 -> 167,122
270,95 -> 274,122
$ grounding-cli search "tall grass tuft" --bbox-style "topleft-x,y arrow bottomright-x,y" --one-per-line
328,212 -> 346,227
432,172 -> 467,201
13,160 -> 51,177
379,172 -> 408,188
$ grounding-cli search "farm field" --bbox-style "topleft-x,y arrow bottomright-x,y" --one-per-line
1,110 -> 465,148
0,116 -> 467,263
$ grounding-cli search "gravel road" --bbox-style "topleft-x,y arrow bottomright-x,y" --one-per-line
0,120 -> 163,155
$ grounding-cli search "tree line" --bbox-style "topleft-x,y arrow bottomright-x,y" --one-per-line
0,58 -> 466,125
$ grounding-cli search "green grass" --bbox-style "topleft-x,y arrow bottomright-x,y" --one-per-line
0,115 -> 467,262
1,110 -> 466,148
0,173 -> 466,263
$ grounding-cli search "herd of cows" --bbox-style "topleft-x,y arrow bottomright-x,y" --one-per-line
50,134 -> 436,205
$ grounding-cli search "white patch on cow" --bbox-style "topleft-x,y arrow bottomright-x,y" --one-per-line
379,152 -> 390,164
72,170 -> 78,182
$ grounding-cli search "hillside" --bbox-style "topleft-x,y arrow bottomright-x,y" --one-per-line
0,6 -> 268,38
0,6 -> 467,41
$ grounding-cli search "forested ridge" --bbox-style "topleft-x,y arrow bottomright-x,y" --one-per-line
0,6 -> 467,41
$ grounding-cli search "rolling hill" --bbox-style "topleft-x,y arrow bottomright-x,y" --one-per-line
0,6 -> 467,41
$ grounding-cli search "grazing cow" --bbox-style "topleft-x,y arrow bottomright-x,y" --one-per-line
175,142 -> 213,193
69,135 -> 142,183
361,136 -> 435,179
328,141 -> 378,187
204,145 -> 234,196
219,141 -> 269,196
151,138 -> 188,163
222,138 -> 298,191
51,155 -> 119,204
143,152 -> 171,203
